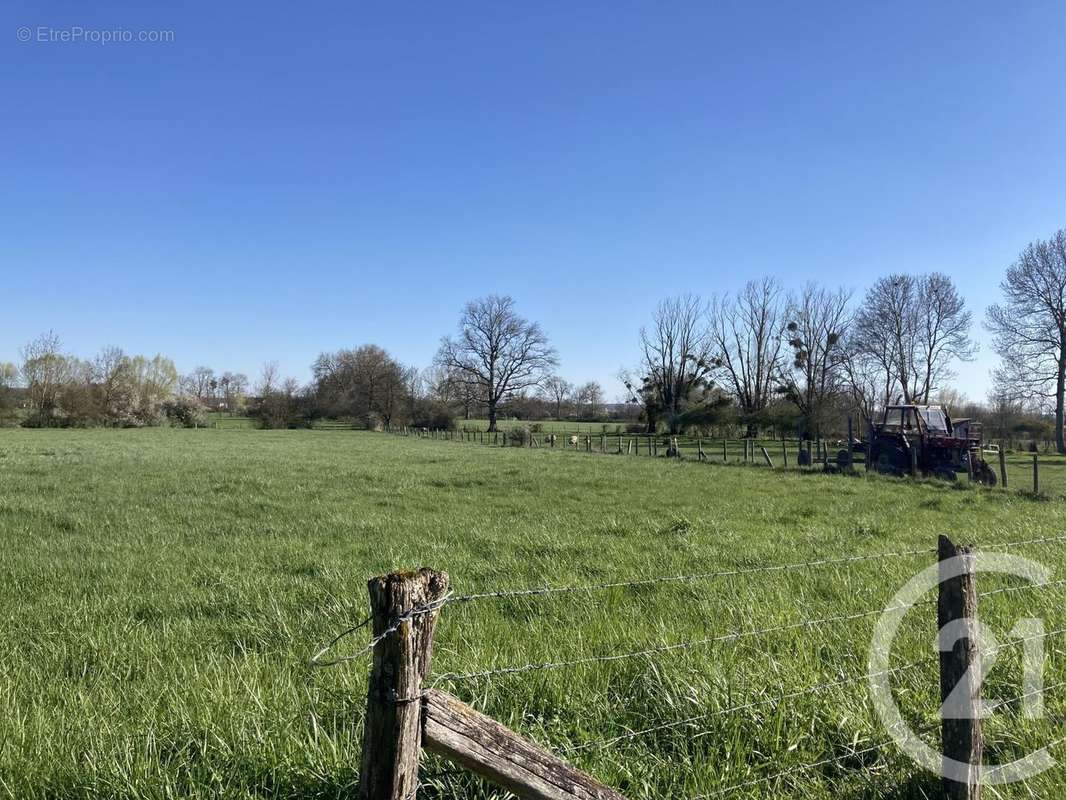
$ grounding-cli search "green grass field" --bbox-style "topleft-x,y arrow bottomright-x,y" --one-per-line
2,428 -> 1066,798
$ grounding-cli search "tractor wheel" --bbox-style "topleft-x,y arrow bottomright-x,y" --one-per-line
976,464 -> 998,487
835,449 -> 852,470
933,466 -> 958,482
873,445 -> 907,476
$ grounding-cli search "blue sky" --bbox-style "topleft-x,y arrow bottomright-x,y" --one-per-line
3,1 -> 1065,402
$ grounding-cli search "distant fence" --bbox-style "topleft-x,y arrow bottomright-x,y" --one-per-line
385,426 -> 1053,495
313,532 -> 1066,799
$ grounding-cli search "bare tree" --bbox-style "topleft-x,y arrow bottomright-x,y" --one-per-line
257,361 -> 280,397
986,229 -> 1066,453
576,381 -> 604,418
708,278 -> 786,436
841,336 -> 896,428
218,372 -> 249,412
780,284 -> 852,437
435,295 -> 557,432
852,273 -> 974,404
181,366 -> 216,402
539,375 -> 573,419
626,294 -> 716,433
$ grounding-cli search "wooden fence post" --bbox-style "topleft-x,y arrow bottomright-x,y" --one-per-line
1033,453 -> 1039,494
359,568 -> 450,800
998,448 -> 1007,489
781,440 -> 788,467
937,535 -> 982,800
760,446 -> 774,469
846,417 -> 854,470
723,438 -> 728,462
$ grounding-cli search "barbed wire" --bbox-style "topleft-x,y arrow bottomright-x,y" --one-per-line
446,547 -> 936,605
985,681 -> 1066,716
979,578 -> 1066,600
430,600 -> 932,685
977,533 -> 1066,551
310,531 -> 1066,670
436,531 -> 1066,607
700,681 -> 1066,799
561,658 -> 933,753
699,727 -> 905,798
309,592 -> 453,668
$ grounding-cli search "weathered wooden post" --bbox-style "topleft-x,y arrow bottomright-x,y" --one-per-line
359,568 -> 450,800
937,535 -> 982,800
1033,453 -> 1039,494
998,447 -> 1007,489
760,446 -> 774,469
781,440 -> 788,467
846,416 -> 854,470
722,438 -> 728,462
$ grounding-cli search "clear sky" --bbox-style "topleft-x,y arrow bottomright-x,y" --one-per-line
3,1 -> 1065,403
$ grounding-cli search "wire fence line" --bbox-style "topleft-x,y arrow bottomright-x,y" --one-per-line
701,680 -> 1066,799
978,577 -> 1066,600
428,601 -> 937,686
428,533 -> 1066,609
309,592 -> 452,668
310,530 -> 1066,669
560,658 -> 934,754
315,526 -> 1066,798
445,546 -> 937,604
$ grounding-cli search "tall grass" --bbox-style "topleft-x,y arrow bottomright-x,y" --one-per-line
0,428 -> 1064,798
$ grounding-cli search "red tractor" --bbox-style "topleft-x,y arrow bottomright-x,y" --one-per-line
861,404 -> 997,485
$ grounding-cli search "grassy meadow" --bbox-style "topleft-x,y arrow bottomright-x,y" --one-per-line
2,427 -> 1066,798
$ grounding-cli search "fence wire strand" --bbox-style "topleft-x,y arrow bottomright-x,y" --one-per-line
701,682 -> 1066,799
310,593 -> 452,668
979,578 -> 1066,600
430,601 -> 933,685
447,548 -> 937,605
442,531 -> 1066,607
310,530 -> 1066,670
562,658 -> 933,753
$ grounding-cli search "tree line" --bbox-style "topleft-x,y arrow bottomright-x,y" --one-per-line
3,228 -> 1065,449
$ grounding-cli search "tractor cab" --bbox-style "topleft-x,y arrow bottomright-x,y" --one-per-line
878,405 -> 951,438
